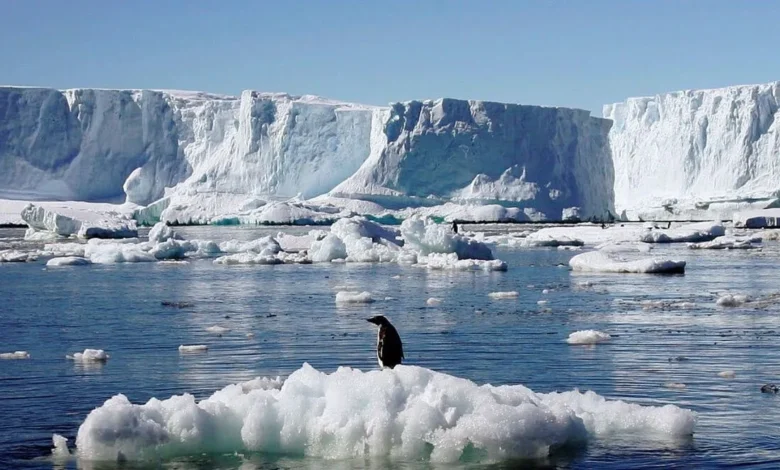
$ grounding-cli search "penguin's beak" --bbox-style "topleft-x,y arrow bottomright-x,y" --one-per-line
366,317 -> 377,325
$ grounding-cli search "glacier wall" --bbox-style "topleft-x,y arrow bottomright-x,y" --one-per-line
0,86 -> 615,221
330,99 -> 615,219
604,81 -> 780,219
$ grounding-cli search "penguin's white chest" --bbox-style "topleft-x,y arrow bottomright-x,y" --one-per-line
376,328 -> 384,368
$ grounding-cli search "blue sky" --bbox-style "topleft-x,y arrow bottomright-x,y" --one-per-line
2,0 -> 779,115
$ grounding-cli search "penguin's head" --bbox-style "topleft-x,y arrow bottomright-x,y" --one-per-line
367,315 -> 389,326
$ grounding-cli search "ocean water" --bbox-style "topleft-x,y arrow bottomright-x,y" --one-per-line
2,225 -> 780,469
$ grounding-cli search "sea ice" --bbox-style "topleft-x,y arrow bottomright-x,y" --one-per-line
639,222 -> 725,244
46,257 -> 91,267
179,345 -> 208,353
67,349 -> 109,362
335,291 -> 374,304
488,291 -> 519,299
569,251 -> 685,274
70,363 -> 695,463
566,330 -> 612,345
716,294 -> 749,307
0,351 -> 30,359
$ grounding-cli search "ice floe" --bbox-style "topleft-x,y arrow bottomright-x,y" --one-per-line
67,349 -> 109,362
335,291 -> 375,304
566,330 -> 612,345
569,251 -> 685,274
68,363 -> 696,463
488,291 -> 520,299
179,345 -> 208,353
46,256 -> 91,267
21,203 -> 137,239
0,351 -> 30,360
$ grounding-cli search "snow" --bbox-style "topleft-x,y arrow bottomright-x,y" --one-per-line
46,256 -> 91,266
309,234 -> 347,263
0,351 -> 30,359
0,250 -> 37,262
67,349 -> 109,362
420,253 -> 508,272
566,330 -> 612,345
20,203 -> 137,239
400,215 -> 493,260
605,81 -> 780,221
147,222 -> 181,243
70,363 -> 695,463
335,291 -> 375,304
488,291 -> 520,299
569,250 -> 686,274
179,345 -> 208,353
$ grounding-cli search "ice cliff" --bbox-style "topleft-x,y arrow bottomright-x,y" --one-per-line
0,86 -> 614,222
604,81 -> 780,220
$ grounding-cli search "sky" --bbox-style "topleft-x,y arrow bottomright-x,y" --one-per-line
2,0 -> 779,116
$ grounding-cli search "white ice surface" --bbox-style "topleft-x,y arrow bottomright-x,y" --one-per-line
334,291 -> 375,304
70,363 -> 695,463
569,250 -> 686,274
566,330 -> 612,345
67,349 -> 109,362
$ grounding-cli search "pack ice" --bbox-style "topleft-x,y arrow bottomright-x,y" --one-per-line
0,86 -> 614,224
66,363 -> 695,463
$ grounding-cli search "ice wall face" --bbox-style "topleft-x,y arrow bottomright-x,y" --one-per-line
331,99 -> 615,219
605,82 -> 780,219
0,86 -> 615,222
0,87 -> 193,204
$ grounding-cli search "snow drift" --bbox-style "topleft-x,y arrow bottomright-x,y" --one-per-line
68,363 -> 695,463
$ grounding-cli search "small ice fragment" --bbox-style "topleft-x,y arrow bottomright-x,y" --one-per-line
0,351 -> 30,360
426,297 -> 442,306
46,256 -> 91,267
718,370 -> 736,379
335,291 -> 374,304
488,291 -> 519,299
206,325 -> 230,335
384,296 -> 395,301
542,289 -> 550,294
537,300 -> 548,305
577,281 -> 593,288
566,330 -> 611,345
716,294 -> 749,307
67,349 -> 108,361
391,275 -> 402,279
179,345 -> 208,353
664,382 -> 687,389
52,434 -> 70,457
246,333 -> 255,338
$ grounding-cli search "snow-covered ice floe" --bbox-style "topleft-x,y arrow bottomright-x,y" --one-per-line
21,204 -> 137,239
179,345 -> 208,353
335,291 -> 375,304
67,349 -> 109,362
64,363 -> 695,463
0,250 -> 38,262
488,291 -> 520,299
566,330 -> 612,345
569,250 -> 685,274
46,256 -> 92,267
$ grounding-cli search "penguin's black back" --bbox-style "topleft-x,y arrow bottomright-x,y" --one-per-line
378,323 -> 404,369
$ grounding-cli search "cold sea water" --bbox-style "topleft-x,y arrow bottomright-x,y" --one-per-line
2,225 -> 780,469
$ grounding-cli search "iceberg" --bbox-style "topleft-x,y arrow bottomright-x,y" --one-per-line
0,86 -> 614,224
605,81 -> 780,220
69,363 -> 695,463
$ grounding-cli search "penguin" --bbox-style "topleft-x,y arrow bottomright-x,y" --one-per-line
366,315 -> 404,369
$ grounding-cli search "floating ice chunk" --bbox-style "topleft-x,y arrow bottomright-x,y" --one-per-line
179,345 -> 208,353
688,236 -> 760,250
488,291 -> 519,299
0,250 -> 38,262
21,204 -> 138,239
147,239 -> 188,260
734,209 -> 780,229
421,253 -> 507,271
427,297 -> 442,306
72,363 -> 695,463
24,227 -> 64,241
46,256 -> 91,267
0,351 -> 30,359
335,291 -> 374,304
542,289 -> 550,294
68,349 -> 109,362
213,253 -> 283,265
205,326 -> 230,335
42,242 -> 87,257
716,294 -> 749,307
147,222 -> 182,243
400,215 -> 493,260
567,330 -> 611,345
639,222 -> 725,244
537,300 -> 548,305
331,217 -> 401,247
524,233 -> 585,247
309,234 -> 347,263
219,236 -> 281,255
84,242 -> 156,264
569,251 -> 685,274
52,434 -> 70,457
718,370 -> 736,379
276,230 -> 326,252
